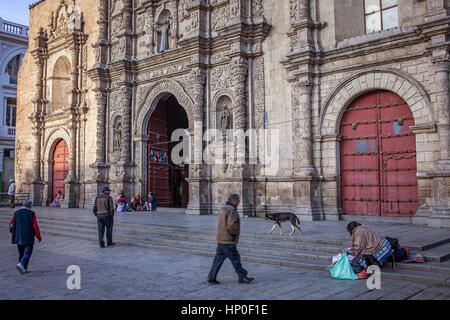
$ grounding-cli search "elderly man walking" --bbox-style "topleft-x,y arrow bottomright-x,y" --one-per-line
93,185 -> 116,248
207,194 -> 254,284
9,199 -> 42,274
8,179 -> 15,208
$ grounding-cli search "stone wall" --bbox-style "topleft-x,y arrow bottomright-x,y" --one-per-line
15,0 -> 449,226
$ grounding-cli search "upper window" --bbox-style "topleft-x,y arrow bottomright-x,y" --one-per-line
364,0 -> 398,34
5,55 -> 22,85
6,98 -> 16,127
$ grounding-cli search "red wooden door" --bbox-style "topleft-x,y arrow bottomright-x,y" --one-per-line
340,90 -> 419,217
52,139 -> 69,200
147,104 -> 170,207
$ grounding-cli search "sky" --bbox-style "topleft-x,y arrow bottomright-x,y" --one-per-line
0,0 -> 35,26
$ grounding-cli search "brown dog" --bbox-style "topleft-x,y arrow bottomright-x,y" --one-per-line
264,212 -> 302,236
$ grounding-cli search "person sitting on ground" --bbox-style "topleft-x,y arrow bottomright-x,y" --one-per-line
52,191 -> 64,207
115,190 -> 126,211
128,195 -> 145,211
145,192 -> 157,211
346,221 -> 392,267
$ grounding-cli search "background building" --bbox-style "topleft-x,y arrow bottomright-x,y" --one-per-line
0,17 -> 28,192
15,0 -> 449,227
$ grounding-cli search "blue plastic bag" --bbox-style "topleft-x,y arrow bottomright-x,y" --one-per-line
329,250 -> 358,280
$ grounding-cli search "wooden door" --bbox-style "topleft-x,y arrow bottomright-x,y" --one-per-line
340,90 -> 419,217
52,139 -> 69,200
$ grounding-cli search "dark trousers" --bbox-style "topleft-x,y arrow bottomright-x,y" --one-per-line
207,243 -> 248,281
10,195 -> 15,208
97,214 -> 114,246
17,244 -> 34,270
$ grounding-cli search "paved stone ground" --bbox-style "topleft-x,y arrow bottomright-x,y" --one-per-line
1,208 -> 449,300
2,206 -> 449,248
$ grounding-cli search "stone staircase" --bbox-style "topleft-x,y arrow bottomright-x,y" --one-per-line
2,212 -> 449,287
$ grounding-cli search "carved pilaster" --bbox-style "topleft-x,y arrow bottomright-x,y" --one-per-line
95,91 -> 107,163
432,57 -> 450,170
298,79 -> 314,176
298,0 -> 310,20
119,85 -> 132,162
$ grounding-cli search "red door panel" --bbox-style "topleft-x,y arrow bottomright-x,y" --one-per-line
340,90 -> 419,217
52,139 -> 69,200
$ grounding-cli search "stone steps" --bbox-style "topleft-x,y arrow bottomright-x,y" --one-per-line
2,214 -> 450,286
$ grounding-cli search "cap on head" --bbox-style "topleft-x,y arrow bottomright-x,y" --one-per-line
102,185 -> 111,192
227,193 -> 240,203
9,179 -> 14,183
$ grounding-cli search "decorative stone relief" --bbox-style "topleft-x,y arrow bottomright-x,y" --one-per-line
252,0 -> 264,18
212,6 -> 230,31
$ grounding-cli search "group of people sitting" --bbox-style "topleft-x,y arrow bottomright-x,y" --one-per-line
115,190 -> 157,213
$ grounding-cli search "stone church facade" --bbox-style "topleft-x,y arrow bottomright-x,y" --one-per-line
15,0 -> 449,227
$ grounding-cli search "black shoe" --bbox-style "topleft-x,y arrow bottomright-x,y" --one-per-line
207,279 -> 220,284
100,243 -> 106,248
107,242 -> 117,247
239,276 -> 254,284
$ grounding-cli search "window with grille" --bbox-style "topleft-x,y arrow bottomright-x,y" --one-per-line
364,0 -> 398,34
6,98 -> 16,127
5,55 -> 21,85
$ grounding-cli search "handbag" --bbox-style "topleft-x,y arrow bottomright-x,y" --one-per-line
350,251 -> 367,274
328,249 -> 358,280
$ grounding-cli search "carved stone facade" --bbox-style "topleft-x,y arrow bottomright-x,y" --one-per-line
15,0 -> 450,227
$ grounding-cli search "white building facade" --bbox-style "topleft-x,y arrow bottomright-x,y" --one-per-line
0,17 -> 28,192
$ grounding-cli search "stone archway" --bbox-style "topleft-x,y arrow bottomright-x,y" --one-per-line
135,80 -> 195,208
318,68 -> 435,221
319,68 -> 434,136
43,128 -> 71,205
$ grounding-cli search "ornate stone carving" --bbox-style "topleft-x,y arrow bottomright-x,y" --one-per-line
212,6 -> 230,31
252,0 -> 264,18
289,0 -> 298,21
95,92 -> 107,163
136,80 -> 195,135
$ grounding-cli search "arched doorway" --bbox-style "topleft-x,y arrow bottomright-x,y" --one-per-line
147,95 -> 189,208
339,90 -> 419,217
51,139 -> 69,201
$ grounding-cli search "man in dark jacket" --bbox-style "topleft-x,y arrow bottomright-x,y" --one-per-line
93,185 -> 116,248
9,199 -> 42,275
207,194 -> 254,284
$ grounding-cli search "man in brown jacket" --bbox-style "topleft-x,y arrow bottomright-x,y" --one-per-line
93,185 -> 116,248
207,194 -> 254,284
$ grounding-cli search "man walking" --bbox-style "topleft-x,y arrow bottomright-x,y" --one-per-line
8,179 -> 15,208
9,199 -> 42,275
93,185 -> 116,248
207,194 -> 254,284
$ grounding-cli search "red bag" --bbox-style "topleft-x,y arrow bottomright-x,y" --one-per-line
356,269 -> 369,279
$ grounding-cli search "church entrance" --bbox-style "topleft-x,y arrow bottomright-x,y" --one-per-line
51,139 -> 69,201
339,90 -> 419,217
147,95 -> 189,208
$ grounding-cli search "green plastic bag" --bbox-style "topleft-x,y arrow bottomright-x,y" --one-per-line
329,250 -> 358,280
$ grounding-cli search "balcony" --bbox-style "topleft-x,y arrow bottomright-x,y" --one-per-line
0,18 -> 29,38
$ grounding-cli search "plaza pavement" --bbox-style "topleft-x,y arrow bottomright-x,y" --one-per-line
0,206 -> 449,300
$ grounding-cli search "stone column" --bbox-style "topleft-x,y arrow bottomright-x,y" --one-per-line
29,28 -> 47,205
231,56 -> 254,217
291,78 -> 321,221
95,91 -> 107,164
186,67 -> 208,215
298,79 -> 315,176
298,0 -> 310,19
429,56 -> 450,228
120,86 -> 132,162
433,57 -> 450,170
